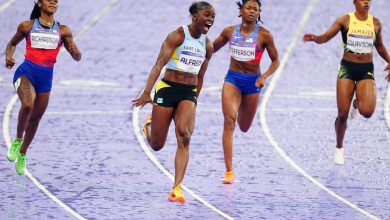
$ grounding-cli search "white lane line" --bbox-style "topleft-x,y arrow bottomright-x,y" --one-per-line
258,0 -> 380,219
2,0 -> 118,219
132,105 -> 234,220
385,79 -> 390,130
3,95 -> 86,220
60,80 -> 121,87
0,107 -> 338,117
0,0 -> 16,13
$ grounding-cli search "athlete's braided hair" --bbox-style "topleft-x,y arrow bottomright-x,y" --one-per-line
189,1 -> 212,17
237,0 -> 263,23
30,0 -> 41,20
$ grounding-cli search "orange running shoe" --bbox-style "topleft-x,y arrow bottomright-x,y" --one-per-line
143,114 -> 152,135
222,171 -> 234,184
168,184 -> 185,204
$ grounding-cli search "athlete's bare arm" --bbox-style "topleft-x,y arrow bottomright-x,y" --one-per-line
60,25 -> 81,62
213,26 -> 234,53
303,15 -> 347,44
132,28 -> 184,107
5,21 -> 33,69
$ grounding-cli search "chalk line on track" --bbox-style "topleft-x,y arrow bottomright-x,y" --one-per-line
0,0 -> 16,13
132,102 -> 234,220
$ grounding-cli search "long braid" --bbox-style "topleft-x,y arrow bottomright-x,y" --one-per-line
30,1 -> 41,20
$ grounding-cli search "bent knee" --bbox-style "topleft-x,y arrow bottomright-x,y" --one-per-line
359,110 -> 374,118
337,112 -> 349,122
176,130 -> 192,146
21,101 -> 34,113
224,115 -> 237,131
150,141 -> 165,151
238,124 -> 250,133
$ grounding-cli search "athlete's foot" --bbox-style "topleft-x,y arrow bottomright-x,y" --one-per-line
7,139 -> 23,162
143,114 -> 152,136
168,184 -> 185,204
222,171 -> 234,184
16,153 -> 26,175
334,147 -> 344,165
350,99 -> 358,120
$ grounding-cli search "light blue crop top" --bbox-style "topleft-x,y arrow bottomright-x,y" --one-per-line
165,25 -> 207,75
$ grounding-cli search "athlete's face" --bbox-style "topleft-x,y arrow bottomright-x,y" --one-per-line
354,0 -> 371,13
241,0 -> 261,23
39,0 -> 58,15
194,5 -> 215,34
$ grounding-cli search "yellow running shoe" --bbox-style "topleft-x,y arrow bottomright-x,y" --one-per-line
223,171 -> 234,184
143,115 -> 152,136
168,184 -> 185,204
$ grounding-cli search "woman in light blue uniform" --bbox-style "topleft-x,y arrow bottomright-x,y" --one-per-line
132,1 -> 215,204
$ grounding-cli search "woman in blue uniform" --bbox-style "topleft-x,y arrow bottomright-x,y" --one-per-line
213,0 -> 279,184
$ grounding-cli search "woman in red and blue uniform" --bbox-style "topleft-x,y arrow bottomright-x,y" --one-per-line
5,0 -> 81,175
213,0 -> 279,184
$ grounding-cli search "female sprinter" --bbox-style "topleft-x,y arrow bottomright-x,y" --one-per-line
303,0 -> 390,164
213,0 -> 279,184
5,0 -> 81,175
132,2 -> 215,203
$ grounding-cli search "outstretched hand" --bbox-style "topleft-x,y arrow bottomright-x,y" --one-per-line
132,90 -> 153,108
385,64 -> 390,82
302,33 -> 316,42
5,57 -> 16,69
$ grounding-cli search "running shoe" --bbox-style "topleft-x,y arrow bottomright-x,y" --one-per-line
16,153 -> 26,175
222,171 -> 234,184
143,114 -> 152,136
350,99 -> 358,120
168,184 -> 185,204
7,139 -> 22,162
334,147 -> 344,165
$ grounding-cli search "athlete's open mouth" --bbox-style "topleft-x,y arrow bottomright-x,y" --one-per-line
204,23 -> 212,32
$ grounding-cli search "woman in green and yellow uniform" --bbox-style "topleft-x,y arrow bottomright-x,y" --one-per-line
303,0 -> 390,165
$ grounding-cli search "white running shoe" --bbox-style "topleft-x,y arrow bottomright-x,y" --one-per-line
349,99 -> 358,120
334,148 -> 345,165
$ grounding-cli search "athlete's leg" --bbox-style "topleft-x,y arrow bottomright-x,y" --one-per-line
172,100 -> 196,188
146,105 -> 174,151
335,78 -> 355,148
355,79 -> 376,118
222,82 -> 242,172
15,77 -> 36,139
19,92 -> 50,154
237,93 -> 260,132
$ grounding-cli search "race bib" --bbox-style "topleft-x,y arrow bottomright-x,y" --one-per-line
177,51 -> 205,74
346,34 -> 374,54
230,44 -> 256,62
30,32 -> 60,49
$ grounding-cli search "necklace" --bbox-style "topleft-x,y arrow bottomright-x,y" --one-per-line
39,17 -> 54,28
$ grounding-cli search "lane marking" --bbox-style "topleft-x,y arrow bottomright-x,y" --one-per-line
60,80 -> 121,87
2,0 -> 119,219
0,0 -> 16,13
258,0 -> 379,219
133,105 -> 234,220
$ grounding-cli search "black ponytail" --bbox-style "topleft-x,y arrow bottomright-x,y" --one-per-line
30,1 -> 40,20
